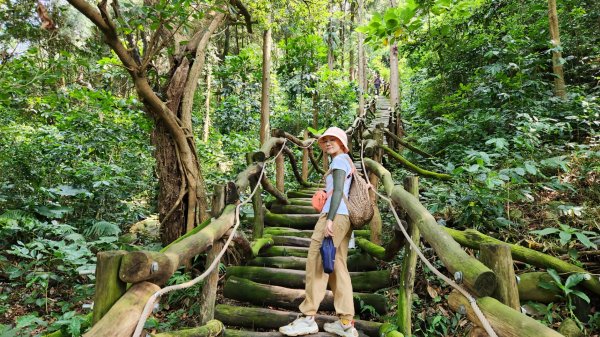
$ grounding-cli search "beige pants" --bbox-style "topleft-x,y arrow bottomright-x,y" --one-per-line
299,214 -> 354,320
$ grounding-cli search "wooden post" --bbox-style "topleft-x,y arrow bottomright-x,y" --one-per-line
93,251 -> 127,324
368,127 -> 384,244
302,130 -> 309,181
198,239 -> 224,324
276,152 -> 285,193
480,243 -> 520,310
396,176 -> 420,336
211,184 -> 225,218
247,153 -> 264,240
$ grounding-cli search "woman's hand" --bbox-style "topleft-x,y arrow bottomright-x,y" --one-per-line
325,219 -> 334,237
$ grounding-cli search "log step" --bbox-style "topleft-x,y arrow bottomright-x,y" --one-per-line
226,266 -> 391,292
265,211 -> 320,229
287,191 -> 314,198
269,204 -> 318,215
224,276 -> 387,315
224,331 -> 367,337
215,304 -> 381,337
271,236 -> 311,247
264,227 -> 371,240
246,253 -> 379,272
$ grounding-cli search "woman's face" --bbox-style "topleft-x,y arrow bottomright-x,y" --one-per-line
320,136 -> 344,156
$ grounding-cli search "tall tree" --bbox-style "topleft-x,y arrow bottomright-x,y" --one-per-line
547,0 -> 567,98
260,27 -> 272,144
66,0 -> 251,245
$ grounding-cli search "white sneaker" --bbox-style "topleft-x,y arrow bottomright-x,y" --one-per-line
279,315 -> 319,336
323,320 -> 359,337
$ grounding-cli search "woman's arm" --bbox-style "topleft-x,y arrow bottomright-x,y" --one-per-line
325,169 -> 346,236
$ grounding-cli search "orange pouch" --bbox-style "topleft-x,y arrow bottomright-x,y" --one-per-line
311,190 -> 328,212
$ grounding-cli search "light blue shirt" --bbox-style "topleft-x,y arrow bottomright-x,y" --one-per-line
321,154 -> 353,215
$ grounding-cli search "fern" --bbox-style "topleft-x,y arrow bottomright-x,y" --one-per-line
0,210 -> 35,222
84,221 -> 121,238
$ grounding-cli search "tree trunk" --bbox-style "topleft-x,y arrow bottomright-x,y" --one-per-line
260,28 -> 272,144
202,66 -> 211,142
348,0 -> 356,81
327,0 -> 335,70
547,0 -> 566,98
397,177 -> 420,336
357,0 -> 365,116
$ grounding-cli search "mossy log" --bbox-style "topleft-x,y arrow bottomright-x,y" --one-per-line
215,305 -> 382,337
83,282 -> 160,337
252,137 -> 286,162
150,319 -> 224,337
518,272 -> 562,303
448,290 -> 564,337
444,227 -> 600,296
287,191 -> 315,198
389,186 -> 496,296
224,276 -> 387,315
262,227 -> 370,240
258,245 -> 309,258
355,237 -> 386,260
263,227 -> 313,238
246,253 -> 378,272
226,266 -> 391,292
269,204 -> 318,214
271,236 -> 312,247
264,210 -> 320,229
119,205 -> 236,285
363,158 -> 496,297
380,128 -> 433,158
380,145 -> 452,180
267,198 -> 314,207
251,237 -> 274,257
246,256 -> 308,270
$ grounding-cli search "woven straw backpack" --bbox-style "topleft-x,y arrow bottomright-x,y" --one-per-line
342,157 -> 374,229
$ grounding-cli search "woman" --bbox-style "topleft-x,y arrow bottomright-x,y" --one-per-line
279,127 -> 358,337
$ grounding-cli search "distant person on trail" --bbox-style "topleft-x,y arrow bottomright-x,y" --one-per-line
374,74 -> 382,96
279,127 -> 359,337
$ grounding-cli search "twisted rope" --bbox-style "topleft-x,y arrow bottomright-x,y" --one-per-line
132,140 -> 288,337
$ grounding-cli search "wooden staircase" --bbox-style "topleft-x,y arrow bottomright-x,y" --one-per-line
215,187 -> 390,337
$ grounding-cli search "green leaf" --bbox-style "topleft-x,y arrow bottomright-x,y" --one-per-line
530,228 -> 560,236
564,273 -> 586,289
546,269 -> 562,286
574,232 -> 597,249
570,290 -> 590,303
524,162 -> 537,175
559,231 -> 571,245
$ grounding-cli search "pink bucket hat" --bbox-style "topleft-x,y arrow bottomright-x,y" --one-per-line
318,127 -> 349,153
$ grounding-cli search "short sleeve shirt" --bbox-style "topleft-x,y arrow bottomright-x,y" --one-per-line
321,153 -> 353,215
